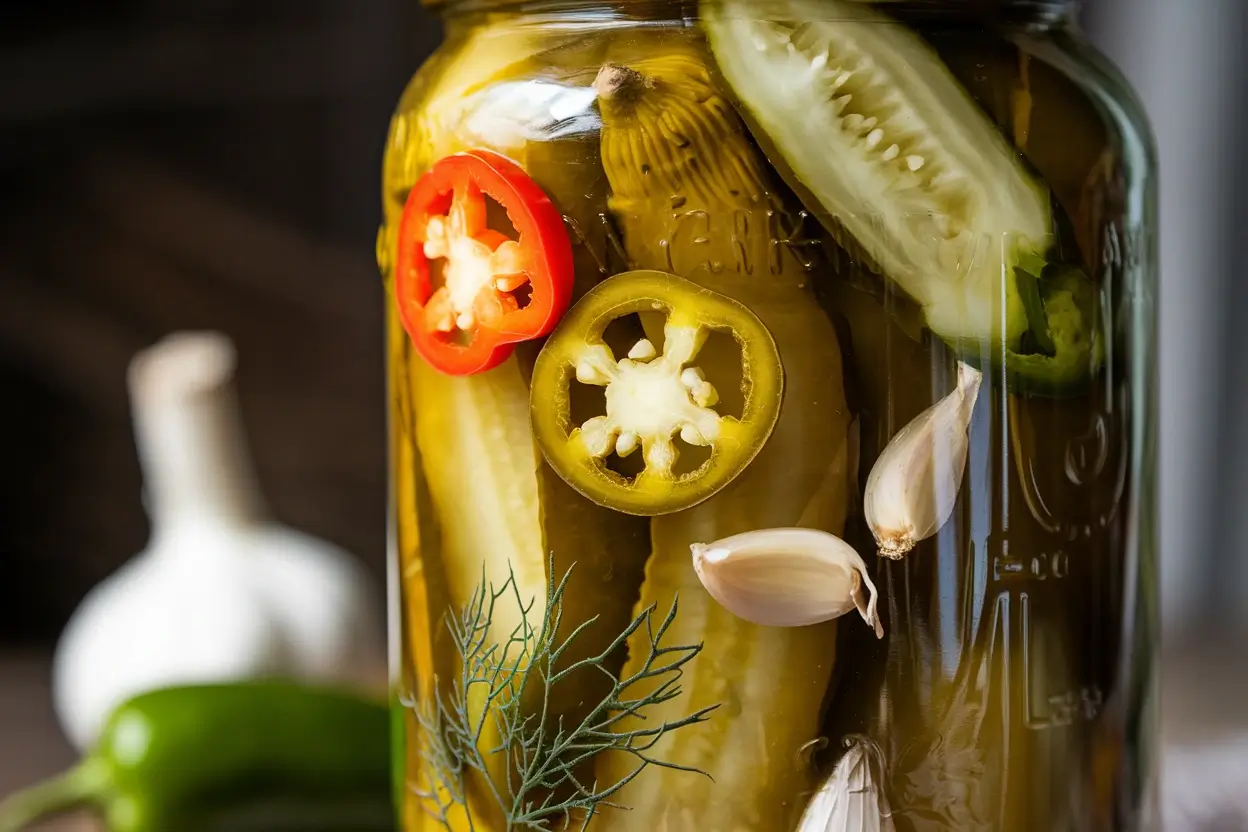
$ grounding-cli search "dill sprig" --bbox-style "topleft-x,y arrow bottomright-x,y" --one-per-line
407,558 -> 716,830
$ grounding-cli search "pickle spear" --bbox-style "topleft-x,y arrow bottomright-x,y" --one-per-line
383,21 -> 651,825
591,44 -> 857,831
382,27 -> 551,827
476,56 -> 655,770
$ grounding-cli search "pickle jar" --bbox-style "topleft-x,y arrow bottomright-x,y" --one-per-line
378,0 -> 1159,828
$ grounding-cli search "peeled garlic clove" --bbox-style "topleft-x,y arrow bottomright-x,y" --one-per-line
690,528 -> 883,638
798,736 -> 896,832
864,361 -> 982,559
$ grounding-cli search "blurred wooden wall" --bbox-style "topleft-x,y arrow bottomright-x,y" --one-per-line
0,0 -> 440,645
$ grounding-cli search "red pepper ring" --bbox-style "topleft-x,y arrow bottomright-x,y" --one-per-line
395,149 -> 575,376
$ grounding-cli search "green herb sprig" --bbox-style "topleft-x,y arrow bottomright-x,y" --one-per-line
405,559 -> 716,830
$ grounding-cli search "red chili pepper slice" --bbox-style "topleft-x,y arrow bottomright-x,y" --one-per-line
395,149 -> 575,376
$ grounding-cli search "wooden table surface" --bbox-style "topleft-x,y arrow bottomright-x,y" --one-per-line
0,653 -> 98,831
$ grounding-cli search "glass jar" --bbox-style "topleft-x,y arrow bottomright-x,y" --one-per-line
378,0 -> 1159,829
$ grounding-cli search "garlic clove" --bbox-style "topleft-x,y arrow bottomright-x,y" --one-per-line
690,527 -> 883,638
864,360 -> 982,559
850,570 -> 883,640
798,736 -> 896,832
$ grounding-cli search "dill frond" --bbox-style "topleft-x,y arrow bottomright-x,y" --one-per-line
407,557 -> 717,830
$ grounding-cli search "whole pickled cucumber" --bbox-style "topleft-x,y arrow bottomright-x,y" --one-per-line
383,21 -> 652,826
390,298 -> 478,832
382,31 -> 553,826
592,44 -> 857,831
595,48 -> 775,280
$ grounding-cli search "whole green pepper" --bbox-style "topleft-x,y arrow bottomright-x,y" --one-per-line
0,682 -> 395,832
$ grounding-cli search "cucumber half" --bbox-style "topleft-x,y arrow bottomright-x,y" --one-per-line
702,0 -> 1100,389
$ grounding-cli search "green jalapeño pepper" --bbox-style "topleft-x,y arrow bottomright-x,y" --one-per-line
530,269 -> 783,516
0,682 -> 394,832
1005,261 -> 1106,396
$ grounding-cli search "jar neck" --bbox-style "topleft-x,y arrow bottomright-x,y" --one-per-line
437,0 -> 1077,27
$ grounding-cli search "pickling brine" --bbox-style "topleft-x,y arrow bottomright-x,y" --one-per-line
378,1 -> 1159,829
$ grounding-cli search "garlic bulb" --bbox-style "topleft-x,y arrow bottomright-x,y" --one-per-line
53,332 -> 387,751
798,736 -> 895,832
690,528 -> 883,638
864,361 -> 982,559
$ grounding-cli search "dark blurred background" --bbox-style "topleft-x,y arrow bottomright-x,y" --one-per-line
1,0 -> 439,642
1,4 -> 438,823
2,0 -> 1246,828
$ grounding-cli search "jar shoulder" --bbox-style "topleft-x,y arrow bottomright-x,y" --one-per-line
1025,24 -> 1159,181
382,13 -> 1160,251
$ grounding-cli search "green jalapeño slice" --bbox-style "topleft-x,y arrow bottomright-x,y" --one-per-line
530,270 -> 784,516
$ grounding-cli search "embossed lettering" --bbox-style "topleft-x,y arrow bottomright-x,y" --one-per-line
1006,593 -> 1103,731
770,209 -> 822,273
1065,414 -> 1110,486
597,213 -> 632,274
563,214 -> 633,277
668,209 -> 712,275
1041,686 -> 1105,728
732,209 -> 753,276
635,208 -> 840,277
992,550 -> 1070,582
1012,387 -> 1129,538
562,216 -> 601,273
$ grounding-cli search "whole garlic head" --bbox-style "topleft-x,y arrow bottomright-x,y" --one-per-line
864,361 -> 982,559
53,332 -> 386,751
691,528 -> 883,638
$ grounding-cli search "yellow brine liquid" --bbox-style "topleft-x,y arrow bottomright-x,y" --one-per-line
380,3 -> 1158,830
